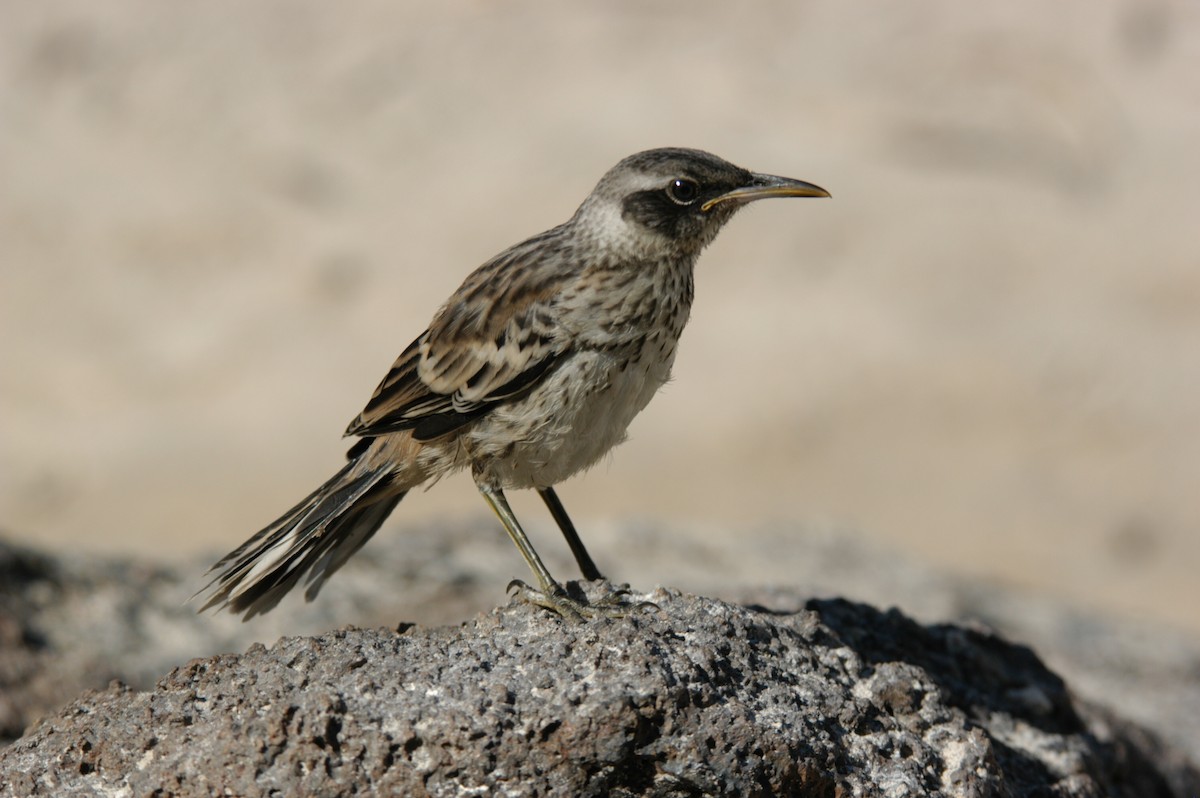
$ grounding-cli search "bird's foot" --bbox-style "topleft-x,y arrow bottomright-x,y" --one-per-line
506,579 -> 655,622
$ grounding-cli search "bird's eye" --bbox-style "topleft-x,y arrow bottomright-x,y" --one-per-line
665,178 -> 700,205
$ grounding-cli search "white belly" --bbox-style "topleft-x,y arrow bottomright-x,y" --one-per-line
466,346 -> 674,489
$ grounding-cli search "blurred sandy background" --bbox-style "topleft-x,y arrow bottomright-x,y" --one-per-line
2,2 -> 1197,634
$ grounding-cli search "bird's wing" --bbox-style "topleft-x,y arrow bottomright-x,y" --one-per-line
344,253 -> 569,443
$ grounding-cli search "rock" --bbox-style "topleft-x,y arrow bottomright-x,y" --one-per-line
3,524 -> 1200,782
0,526 -> 498,749
2,586 -> 1197,797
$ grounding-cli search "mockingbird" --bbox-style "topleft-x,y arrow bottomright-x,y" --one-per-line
198,147 -> 828,620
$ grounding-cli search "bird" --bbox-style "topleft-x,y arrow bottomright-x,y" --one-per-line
197,147 -> 829,621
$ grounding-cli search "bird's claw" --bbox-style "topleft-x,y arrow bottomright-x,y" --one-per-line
588,584 -> 658,613
506,579 -> 650,622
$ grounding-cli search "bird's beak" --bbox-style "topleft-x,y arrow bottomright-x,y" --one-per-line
701,173 -> 831,212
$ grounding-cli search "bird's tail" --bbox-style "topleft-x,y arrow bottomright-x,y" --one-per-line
196,457 -> 405,619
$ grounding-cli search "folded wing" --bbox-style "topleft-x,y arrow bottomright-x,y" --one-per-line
345,257 -> 569,442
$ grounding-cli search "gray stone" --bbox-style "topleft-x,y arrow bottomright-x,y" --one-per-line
2,584 -> 1197,797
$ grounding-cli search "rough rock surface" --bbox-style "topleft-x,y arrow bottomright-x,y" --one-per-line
4,525 -> 1200,769
2,585 -> 1197,797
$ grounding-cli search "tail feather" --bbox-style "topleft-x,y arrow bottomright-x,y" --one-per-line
196,461 -> 405,619
304,493 -> 404,600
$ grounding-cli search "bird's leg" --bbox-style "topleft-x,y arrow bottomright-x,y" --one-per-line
478,485 -> 560,592
479,484 -> 632,621
537,486 -> 604,581
479,484 -> 583,620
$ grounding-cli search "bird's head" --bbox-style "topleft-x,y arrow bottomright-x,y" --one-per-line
573,147 -> 829,258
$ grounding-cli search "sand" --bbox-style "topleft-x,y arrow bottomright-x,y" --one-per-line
2,1 -> 1197,634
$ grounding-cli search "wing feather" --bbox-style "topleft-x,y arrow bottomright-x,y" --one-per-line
344,239 -> 574,442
